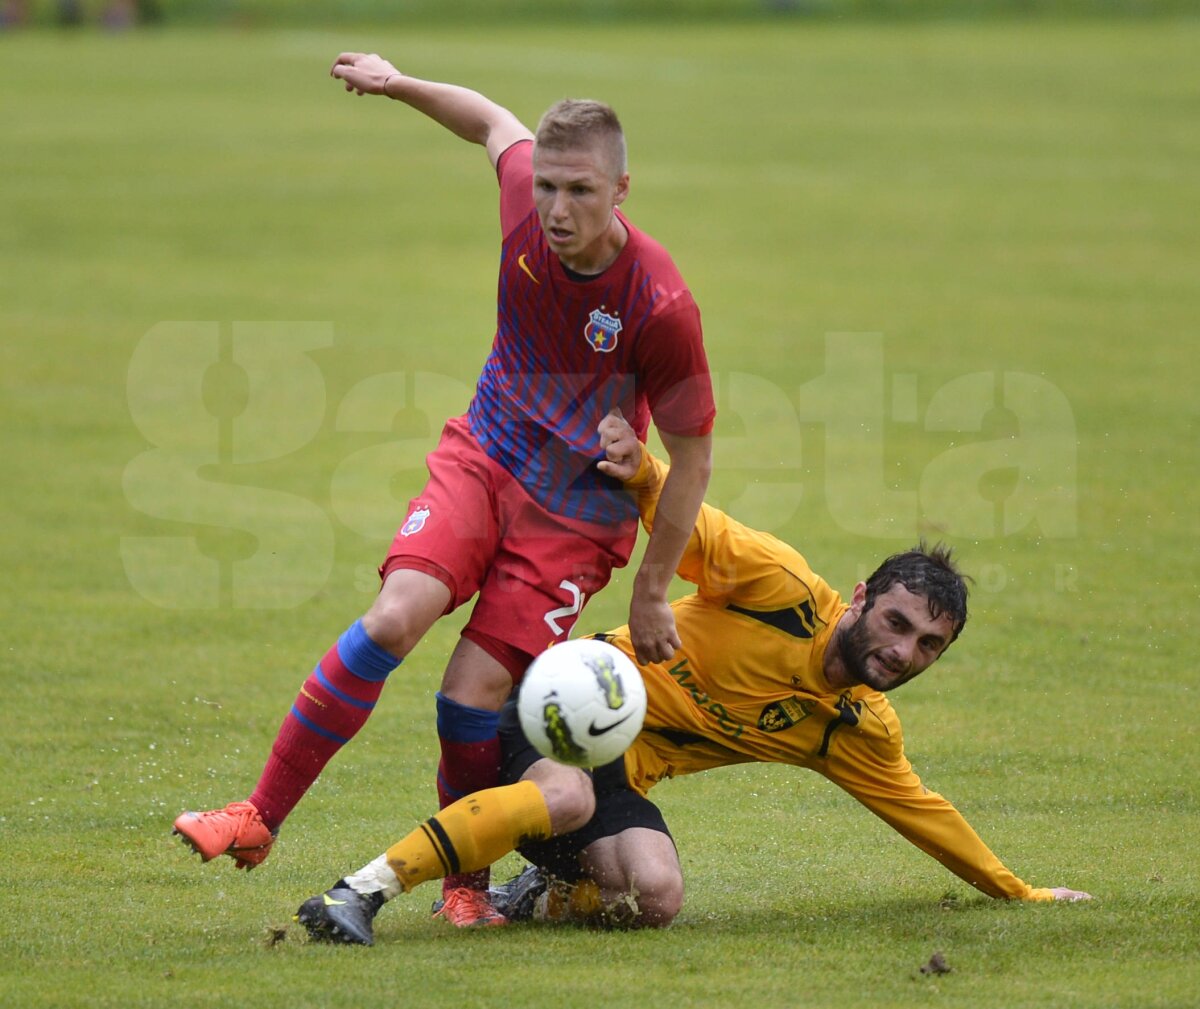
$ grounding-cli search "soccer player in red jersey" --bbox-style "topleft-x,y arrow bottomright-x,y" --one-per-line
174,53 -> 715,927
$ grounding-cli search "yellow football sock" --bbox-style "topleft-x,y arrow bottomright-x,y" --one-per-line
385,780 -> 552,893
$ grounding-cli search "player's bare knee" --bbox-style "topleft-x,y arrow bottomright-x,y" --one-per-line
634,898 -> 680,928
362,595 -> 425,656
550,776 -> 596,834
362,569 -> 450,656
632,871 -> 683,927
526,762 -> 594,834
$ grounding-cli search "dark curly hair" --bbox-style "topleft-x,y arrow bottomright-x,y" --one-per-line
863,541 -> 971,643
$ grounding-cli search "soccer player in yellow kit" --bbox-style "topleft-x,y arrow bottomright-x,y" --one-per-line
295,412 -> 1090,944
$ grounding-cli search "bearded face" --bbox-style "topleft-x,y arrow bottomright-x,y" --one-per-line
836,584 -> 956,692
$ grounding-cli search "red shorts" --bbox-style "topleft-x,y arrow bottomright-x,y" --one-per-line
381,416 -> 637,679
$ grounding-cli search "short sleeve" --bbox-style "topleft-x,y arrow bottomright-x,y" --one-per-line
636,297 -> 715,438
497,140 -> 535,238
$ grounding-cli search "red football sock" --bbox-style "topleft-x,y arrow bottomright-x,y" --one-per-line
435,692 -> 502,892
248,620 -> 397,830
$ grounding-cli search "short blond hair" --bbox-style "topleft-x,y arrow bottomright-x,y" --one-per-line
534,99 -> 627,179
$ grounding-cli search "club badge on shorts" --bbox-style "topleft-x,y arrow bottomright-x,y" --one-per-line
400,506 -> 431,537
584,307 -> 622,353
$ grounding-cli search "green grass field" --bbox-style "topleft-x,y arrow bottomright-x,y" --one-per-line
3,14 -> 1198,1009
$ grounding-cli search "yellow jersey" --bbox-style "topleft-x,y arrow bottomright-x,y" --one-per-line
605,447 -> 1052,902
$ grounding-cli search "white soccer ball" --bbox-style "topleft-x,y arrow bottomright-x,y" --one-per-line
517,638 -> 646,768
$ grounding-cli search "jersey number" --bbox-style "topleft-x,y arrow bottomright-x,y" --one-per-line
543,579 -> 586,637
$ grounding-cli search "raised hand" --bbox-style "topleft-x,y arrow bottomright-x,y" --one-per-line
330,52 -> 401,96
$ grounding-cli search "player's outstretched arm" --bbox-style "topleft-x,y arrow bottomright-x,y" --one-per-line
329,52 -> 533,166
817,733 -> 1098,904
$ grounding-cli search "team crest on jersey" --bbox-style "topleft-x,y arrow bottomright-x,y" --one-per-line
757,697 -> 816,733
584,307 -> 622,353
399,506 -> 431,537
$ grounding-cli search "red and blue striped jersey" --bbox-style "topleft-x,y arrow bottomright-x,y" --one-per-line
466,141 -> 715,524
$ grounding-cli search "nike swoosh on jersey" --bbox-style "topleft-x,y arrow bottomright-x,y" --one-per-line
323,894 -> 348,906
587,711 -> 635,736
517,254 -> 541,285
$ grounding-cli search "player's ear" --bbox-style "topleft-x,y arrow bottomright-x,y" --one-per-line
849,581 -> 868,614
613,172 -> 630,207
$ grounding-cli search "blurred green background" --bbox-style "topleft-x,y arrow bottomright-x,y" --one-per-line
2,6 -> 1198,1009
3,0 -> 1198,28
